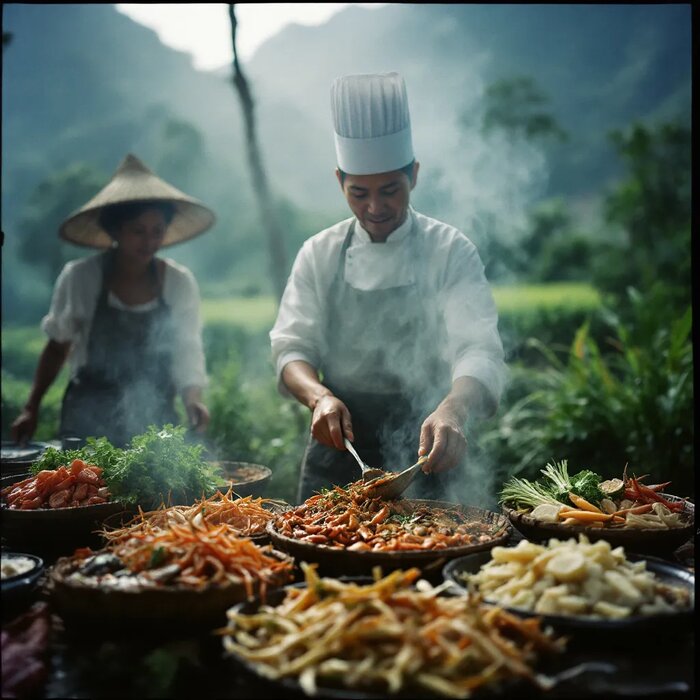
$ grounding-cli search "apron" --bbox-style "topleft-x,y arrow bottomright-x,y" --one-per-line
297,216 -> 463,503
59,252 -> 178,447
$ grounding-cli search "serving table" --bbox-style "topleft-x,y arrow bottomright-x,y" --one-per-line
2,528 -> 693,700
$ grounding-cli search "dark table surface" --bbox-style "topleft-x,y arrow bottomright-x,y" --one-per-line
2,527 -> 695,699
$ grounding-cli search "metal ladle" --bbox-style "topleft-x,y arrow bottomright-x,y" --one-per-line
364,456 -> 429,500
343,438 -> 385,481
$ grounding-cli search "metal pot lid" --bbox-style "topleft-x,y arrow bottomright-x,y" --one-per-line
1,441 -> 50,462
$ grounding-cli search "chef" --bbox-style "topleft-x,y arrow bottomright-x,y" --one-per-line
270,72 -> 507,502
11,154 -> 215,448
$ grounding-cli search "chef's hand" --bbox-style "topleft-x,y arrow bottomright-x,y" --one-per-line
418,405 -> 467,474
11,407 -> 38,446
185,401 -> 210,433
311,395 -> 354,450
182,386 -> 209,433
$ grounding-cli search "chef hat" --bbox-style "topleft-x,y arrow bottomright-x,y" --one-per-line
331,72 -> 414,175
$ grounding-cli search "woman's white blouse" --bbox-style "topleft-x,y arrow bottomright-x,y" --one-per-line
270,208 -> 508,406
41,254 -> 208,391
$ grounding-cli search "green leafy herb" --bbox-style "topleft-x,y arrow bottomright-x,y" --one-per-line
29,425 -> 227,509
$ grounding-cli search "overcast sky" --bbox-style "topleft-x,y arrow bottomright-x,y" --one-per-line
116,4 -> 387,71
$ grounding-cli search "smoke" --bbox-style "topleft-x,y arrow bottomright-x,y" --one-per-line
416,116 -> 550,264
359,90 -> 552,507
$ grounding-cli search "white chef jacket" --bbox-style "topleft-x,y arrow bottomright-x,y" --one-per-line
270,207 -> 507,407
41,253 -> 208,392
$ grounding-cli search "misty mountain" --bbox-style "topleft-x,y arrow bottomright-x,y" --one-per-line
1,3 -> 691,320
244,3 -> 691,213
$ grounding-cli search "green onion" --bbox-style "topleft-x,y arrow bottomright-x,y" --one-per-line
499,476 -> 561,508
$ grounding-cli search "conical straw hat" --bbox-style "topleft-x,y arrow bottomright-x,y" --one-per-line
59,154 -> 216,248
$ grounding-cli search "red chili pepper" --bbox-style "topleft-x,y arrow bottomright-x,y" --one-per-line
644,481 -> 673,492
634,481 -> 685,512
625,478 -> 642,501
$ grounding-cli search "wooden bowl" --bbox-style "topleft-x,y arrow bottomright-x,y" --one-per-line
1,472 -> 125,560
48,547 -> 294,632
267,500 -> 512,581
211,461 -> 272,498
502,495 -> 695,556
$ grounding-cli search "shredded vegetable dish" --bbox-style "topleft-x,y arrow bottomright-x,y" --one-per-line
101,489 -> 285,542
63,516 -> 294,598
273,481 -> 504,552
222,563 -> 564,698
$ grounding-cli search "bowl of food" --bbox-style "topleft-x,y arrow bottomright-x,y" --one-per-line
442,534 -> 694,636
1,552 -> 45,616
49,521 -> 295,631
499,461 -> 694,556
266,480 -> 512,579
1,467 -> 124,558
100,490 -> 291,547
211,461 -> 272,498
222,561 -> 565,698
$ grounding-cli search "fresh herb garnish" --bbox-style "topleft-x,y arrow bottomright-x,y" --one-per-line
29,425 -> 226,509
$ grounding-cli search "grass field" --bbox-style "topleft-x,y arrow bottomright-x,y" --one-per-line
492,283 -> 600,312
200,283 -> 601,331
2,283 -> 601,350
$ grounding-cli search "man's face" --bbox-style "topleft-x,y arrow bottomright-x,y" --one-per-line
337,163 -> 419,242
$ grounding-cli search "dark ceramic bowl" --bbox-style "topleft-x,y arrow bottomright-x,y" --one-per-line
2,551 -> 45,617
442,550 -> 694,636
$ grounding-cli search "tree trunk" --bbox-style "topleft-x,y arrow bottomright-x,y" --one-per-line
228,4 -> 288,302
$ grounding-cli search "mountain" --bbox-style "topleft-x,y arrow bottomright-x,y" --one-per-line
1,3 -> 691,321
244,3 -> 691,214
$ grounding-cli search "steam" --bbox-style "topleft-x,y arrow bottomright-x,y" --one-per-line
359,94 -> 551,508
415,114 -> 549,265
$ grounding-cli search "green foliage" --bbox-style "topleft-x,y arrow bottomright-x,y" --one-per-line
595,121 -> 691,306
28,427 -> 226,509
1,370 -> 67,441
481,199 -> 595,284
29,435 -> 123,475
479,75 -> 568,143
495,284 -> 603,365
499,475 -> 562,509
201,299 -> 278,333
17,162 -> 106,287
482,288 -> 694,495
109,425 -> 225,508
204,341 -> 307,504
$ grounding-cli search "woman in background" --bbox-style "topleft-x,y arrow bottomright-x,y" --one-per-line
11,153 -> 216,447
